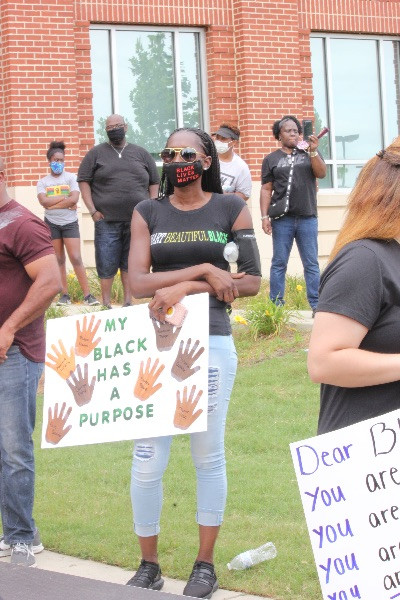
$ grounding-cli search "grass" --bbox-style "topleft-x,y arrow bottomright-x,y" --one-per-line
32,319 -> 322,600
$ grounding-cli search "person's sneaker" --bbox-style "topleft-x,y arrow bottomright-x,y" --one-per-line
0,529 -> 44,557
10,543 -> 36,567
183,561 -> 219,599
312,308 -> 316,318
126,559 -> 164,590
84,294 -> 100,306
56,293 -> 71,306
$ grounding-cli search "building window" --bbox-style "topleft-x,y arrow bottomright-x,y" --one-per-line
89,26 -> 207,163
311,35 -> 400,189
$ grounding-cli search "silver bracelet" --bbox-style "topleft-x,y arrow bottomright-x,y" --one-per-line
261,215 -> 269,220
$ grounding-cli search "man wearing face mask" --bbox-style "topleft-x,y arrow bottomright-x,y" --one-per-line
212,123 -> 252,201
77,114 -> 160,308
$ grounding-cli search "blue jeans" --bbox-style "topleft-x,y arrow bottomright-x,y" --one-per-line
94,219 -> 131,279
130,335 -> 237,536
270,215 -> 320,309
0,346 -> 43,544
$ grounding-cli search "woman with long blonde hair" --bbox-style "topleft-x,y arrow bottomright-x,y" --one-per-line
308,137 -> 400,434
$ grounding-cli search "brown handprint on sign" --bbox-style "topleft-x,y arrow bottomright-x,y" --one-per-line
45,402 -> 72,445
173,385 -> 203,430
171,338 -> 205,382
75,315 -> 101,357
66,363 -> 96,407
151,317 -> 181,352
45,340 -> 75,379
134,357 -> 165,401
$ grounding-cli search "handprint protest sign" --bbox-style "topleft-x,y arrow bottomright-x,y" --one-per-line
41,294 -> 209,448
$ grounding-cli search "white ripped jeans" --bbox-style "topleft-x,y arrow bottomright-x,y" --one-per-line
130,335 -> 237,536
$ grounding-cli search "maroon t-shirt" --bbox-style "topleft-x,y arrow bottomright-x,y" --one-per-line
0,200 -> 54,362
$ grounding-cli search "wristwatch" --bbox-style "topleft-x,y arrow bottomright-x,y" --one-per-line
310,151 -> 318,158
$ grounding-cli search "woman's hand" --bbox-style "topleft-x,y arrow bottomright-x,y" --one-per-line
149,282 -> 189,321
204,265 -> 245,303
308,134 -> 319,153
262,217 -> 272,235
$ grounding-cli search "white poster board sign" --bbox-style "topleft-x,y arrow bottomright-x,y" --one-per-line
41,294 -> 209,448
290,408 -> 400,600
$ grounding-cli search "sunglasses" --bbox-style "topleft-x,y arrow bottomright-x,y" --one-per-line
159,147 -> 206,163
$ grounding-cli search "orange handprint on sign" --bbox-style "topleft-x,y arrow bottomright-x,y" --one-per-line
45,340 -> 75,379
134,357 -> 165,401
173,385 -> 203,430
75,315 -> 101,358
45,402 -> 72,445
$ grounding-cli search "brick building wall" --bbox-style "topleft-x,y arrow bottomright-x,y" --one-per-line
1,0 -> 400,273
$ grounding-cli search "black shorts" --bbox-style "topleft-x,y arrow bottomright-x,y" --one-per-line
44,218 -> 80,240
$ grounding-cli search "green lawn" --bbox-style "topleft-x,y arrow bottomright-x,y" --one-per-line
32,323 -> 322,600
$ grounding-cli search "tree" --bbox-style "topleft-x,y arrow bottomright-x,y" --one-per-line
129,33 -> 199,152
94,33 -> 200,151
129,33 -> 176,152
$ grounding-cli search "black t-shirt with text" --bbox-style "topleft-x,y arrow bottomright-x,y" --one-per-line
135,193 -> 260,335
261,149 -> 320,217
316,239 -> 400,434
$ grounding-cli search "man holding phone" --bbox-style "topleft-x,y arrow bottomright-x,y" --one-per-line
259,115 -> 327,315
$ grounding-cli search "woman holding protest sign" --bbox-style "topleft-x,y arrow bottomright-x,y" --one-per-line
127,127 -> 261,598
308,137 -> 400,435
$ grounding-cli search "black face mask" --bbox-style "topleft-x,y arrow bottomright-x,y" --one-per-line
107,127 -> 125,144
164,160 -> 203,188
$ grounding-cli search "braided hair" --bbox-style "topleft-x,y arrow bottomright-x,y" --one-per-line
272,115 -> 302,141
158,127 -> 223,197
47,140 -> 66,161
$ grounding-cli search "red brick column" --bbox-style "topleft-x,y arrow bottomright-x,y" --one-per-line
231,0 -> 303,178
0,0 -> 80,186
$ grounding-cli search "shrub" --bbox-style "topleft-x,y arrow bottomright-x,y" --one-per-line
241,295 -> 295,339
285,275 -> 309,309
66,269 -> 101,303
66,271 -> 84,302
110,270 -> 124,304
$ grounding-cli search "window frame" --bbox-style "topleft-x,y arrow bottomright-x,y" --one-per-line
89,24 -> 209,159
310,32 -> 400,190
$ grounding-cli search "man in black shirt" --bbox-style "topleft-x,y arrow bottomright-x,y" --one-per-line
78,114 -> 160,308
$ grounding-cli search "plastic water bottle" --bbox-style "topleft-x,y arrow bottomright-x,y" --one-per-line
227,542 -> 277,570
223,241 -> 239,263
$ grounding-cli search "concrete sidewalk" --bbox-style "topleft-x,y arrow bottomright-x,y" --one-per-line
0,550 -> 269,600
